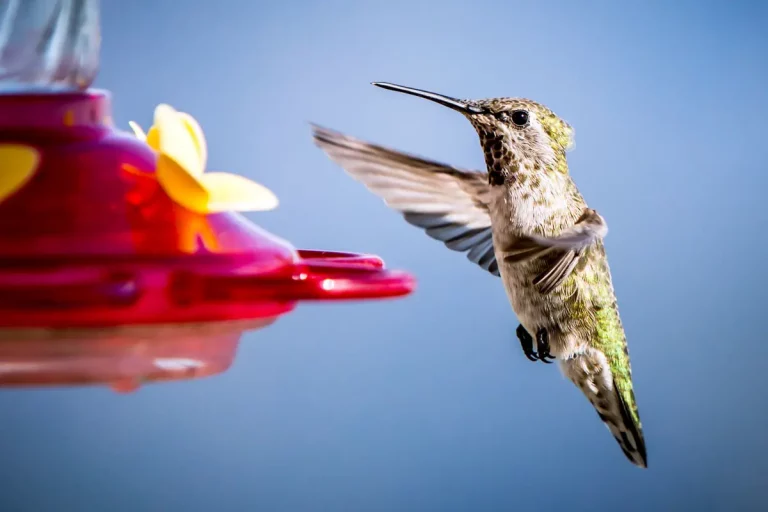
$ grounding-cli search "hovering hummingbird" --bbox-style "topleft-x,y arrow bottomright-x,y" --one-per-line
311,82 -> 647,468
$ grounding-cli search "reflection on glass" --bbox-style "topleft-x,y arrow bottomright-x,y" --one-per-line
0,318 -> 276,391
0,0 -> 100,93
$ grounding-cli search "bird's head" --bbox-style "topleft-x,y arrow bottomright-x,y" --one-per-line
372,82 -> 574,184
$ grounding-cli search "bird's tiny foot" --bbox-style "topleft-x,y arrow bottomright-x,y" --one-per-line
536,327 -> 556,363
515,324 -> 538,362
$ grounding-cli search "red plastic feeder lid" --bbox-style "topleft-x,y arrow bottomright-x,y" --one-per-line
0,91 -> 415,328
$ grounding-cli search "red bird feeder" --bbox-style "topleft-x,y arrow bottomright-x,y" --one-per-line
0,91 -> 414,327
0,0 -> 413,390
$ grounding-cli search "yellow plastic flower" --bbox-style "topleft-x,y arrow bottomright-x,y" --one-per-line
0,144 -> 39,203
129,104 -> 278,214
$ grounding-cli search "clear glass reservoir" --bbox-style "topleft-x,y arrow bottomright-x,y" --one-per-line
0,0 -> 99,93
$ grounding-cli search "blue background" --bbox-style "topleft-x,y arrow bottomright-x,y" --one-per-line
2,0 -> 767,510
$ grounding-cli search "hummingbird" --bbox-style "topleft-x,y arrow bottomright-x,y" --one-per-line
310,82 -> 647,468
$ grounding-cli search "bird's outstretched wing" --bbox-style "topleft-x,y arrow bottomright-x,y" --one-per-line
311,124 -> 500,276
502,208 -> 608,293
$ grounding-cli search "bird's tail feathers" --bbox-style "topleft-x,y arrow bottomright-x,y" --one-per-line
561,349 -> 647,468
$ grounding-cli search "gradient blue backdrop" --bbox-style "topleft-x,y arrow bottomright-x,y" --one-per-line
2,1 -> 767,510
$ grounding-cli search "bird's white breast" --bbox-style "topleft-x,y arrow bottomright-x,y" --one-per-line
487,176 -> 577,341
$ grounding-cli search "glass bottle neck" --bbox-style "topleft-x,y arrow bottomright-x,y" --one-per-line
0,0 -> 100,94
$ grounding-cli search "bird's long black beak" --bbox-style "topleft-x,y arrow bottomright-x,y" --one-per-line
372,82 -> 486,115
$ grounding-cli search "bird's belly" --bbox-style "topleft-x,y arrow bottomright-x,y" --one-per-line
496,257 -> 590,358
498,259 -> 547,327
489,189 -> 594,357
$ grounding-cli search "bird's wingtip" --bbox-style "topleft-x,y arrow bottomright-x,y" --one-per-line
308,123 -> 332,148
309,123 -> 338,138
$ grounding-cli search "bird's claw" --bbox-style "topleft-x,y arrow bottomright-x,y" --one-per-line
516,325 -> 557,364
515,324 -> 539,362
536,327 -> 556,363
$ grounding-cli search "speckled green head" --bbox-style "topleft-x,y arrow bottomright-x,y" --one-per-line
372,82 -> 575,182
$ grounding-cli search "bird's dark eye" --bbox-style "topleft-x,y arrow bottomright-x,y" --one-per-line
511,110 -> 529,127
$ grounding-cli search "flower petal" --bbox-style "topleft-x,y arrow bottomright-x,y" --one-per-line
155,154 -> 211,214
177,112 -> 207,170
154,104 -> 205,176
146,126 -> 160,151
0,144 -> 39,202
201,172 -> 279,212
128,121 -> 146,140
